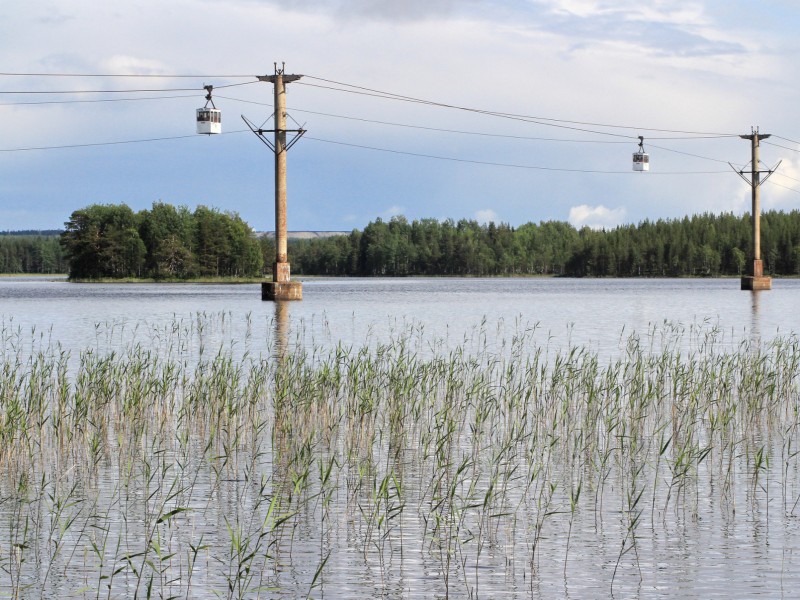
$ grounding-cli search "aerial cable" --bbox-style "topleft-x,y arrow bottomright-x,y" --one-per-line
218,93 -> 732,147
763,140 -> 800,153
646,142 -> 734,165
217,94 -> 633,144
298,81 -> 635,140
302,75 -> 739,139
0,127 -> 729,176
305,136 -> 730,175
215,81 -> 261,90
0,130 -> 248,152
772,134 -> 800,145
0,81 -> 257,96
300,79 -> 727,140
0,70 -> 759,140
0,94 -> 198,106
0,72 -> 256,78
766,180 -> 800,195
0,87 -> 203,95
772,172 -> 800,185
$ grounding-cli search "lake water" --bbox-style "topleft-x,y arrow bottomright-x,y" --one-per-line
1,277 -> 799,599
3,277 -> 799,355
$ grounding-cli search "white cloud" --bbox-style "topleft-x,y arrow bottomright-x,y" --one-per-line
547,0 -> 708,26
569,204 -> 627,230
270,0 -> 472,22
763,154 -> 800,210
381,205 -> 405,219
475,209 -> 498,223
100,55 -> 169,75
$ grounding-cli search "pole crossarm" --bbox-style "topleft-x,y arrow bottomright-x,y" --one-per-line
257,74 -> 302,84
284,128 -> 306,152
740,133 -> 771,141
728,160 -> 782,187
245,70 -> 306,156
241,114 -> 276,151
241,115 -> 306,153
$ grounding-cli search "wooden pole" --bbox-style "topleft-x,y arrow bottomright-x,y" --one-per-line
739,128 -> 772,291
273,71 -> 289,278
257,65 -> 304,301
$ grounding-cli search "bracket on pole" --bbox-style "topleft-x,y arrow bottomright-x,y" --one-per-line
241,115 -> 275,151
241,115 -> 306,154
728,160 -> 782,187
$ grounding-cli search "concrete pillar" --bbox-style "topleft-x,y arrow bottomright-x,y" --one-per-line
741,130 -> 772,291
261,68 -> 303,301
274,72 -> 289,271
752,135 -> 761,263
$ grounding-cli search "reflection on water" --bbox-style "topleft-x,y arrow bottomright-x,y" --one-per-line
0,277 -> 799,598
2,277 -> 799,358
274,301 -> 290,359
750,289 -> 762,344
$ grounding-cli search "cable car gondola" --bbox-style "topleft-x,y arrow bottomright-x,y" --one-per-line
633,135 -> 649,171
196,85 -> 221,135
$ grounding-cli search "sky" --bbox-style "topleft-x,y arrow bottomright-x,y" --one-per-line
2,0 -> 800,233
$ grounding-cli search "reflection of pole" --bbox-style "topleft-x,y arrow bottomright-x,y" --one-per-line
732,127 -> 780,291
272,300 -> 290,452
274,301 -> 290,360
750,289 -> 761,346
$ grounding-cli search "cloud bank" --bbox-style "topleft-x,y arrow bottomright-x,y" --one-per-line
569,204 -> 627,230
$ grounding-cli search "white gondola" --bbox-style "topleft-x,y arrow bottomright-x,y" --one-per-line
196,107 -> 221,134
196,85 -> 221,135
633,135 -> 649,171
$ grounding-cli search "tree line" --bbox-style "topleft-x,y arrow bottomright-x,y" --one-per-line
290,211 -> 800,277
3,205 -> 800,279
0,234 -> 67,274
60,203 -> 265,279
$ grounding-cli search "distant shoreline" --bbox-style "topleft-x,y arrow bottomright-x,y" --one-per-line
4,274 -> 797,283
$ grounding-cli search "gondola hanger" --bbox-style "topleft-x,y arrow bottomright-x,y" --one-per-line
633,135 -> 649,172
196,85 -> 221,135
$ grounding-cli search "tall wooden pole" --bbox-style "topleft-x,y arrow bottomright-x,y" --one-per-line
739,128 -> 772,291
750,132 -> 762,264
257,64 -> 303,301
274,71 -> 289,274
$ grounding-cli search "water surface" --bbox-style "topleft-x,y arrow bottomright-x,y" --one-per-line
0,277 -> 798,599
2,277 -> 797,354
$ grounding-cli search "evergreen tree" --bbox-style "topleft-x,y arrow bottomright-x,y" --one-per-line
59,202 -> 262,279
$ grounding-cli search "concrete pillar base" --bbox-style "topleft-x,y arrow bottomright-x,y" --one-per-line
262,281 -> 303,301
741,276 -> 772,291
274,261 -> 291,283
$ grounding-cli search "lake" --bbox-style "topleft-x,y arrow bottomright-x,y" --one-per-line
3,277 -> 799,354
0,277 -> 799,598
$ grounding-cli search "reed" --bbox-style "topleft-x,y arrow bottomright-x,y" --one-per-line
0,316 -> 798,597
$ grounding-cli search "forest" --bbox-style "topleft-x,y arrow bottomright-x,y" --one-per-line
3,205 -> 800,279
0,234 -> 67,274
289,210 -> 800,277
59,203 -> 264,279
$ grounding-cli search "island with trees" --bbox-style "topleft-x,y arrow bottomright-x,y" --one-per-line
59,202 -> 264,280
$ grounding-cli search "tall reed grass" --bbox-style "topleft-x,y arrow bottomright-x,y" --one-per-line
0,315 -> 798,597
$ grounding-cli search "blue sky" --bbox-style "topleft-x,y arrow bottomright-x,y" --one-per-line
2,0 -> 800,232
